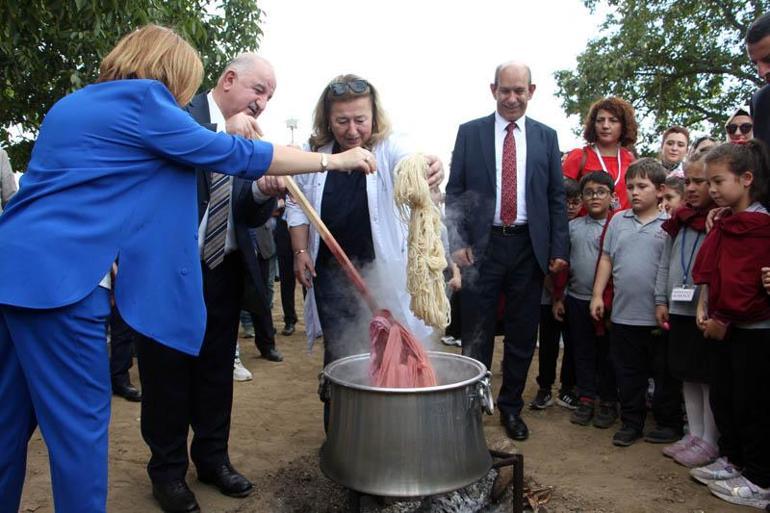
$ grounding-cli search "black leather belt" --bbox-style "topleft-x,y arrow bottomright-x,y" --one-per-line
491,224 -> 528,236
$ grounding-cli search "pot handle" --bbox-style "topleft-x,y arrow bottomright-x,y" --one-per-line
317,372 -> 330,403
478,372 -> 495,415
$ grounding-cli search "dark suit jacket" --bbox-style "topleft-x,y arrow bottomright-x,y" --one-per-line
446,113 -> 568,273
186,92 -> 276,314
752,84 -> 770,148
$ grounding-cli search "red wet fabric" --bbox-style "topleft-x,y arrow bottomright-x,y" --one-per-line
369,310 -> 437,388
661,204 -> 712,238
692,211 -> 770,325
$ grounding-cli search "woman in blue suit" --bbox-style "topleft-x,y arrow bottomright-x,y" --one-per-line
0,25 -> 375,513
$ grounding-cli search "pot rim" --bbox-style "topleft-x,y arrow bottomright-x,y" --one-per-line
322,351 -> 488,393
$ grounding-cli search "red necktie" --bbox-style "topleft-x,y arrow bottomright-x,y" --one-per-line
501,122 -> 517,225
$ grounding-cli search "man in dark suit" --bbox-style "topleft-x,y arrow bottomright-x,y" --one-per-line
747,13 -> 770,147
446,61 -> 568,442
136,54 -> 281,513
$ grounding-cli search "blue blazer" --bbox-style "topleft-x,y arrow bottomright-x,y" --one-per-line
446,113 -> 568,273
0,80 -> 274,355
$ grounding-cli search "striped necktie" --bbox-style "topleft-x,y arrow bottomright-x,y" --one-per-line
203,172 -> 231,269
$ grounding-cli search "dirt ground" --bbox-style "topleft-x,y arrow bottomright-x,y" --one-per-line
19,288 -> 747,513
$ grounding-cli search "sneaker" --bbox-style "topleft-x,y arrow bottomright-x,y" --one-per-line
663,434 -> 695,458
690,457 -> 742,485
233,358 -> 253,382
570,398 -> 594,426
645,426 -> 681,444
440,336 -> 462,347
612,425 -> 642,447
674,437 -> 718,468
708,475 -> 770,509
241,326 -> 255,338
529,388 -> 554,410
556,389 -> 578,410
592,401 -> 618,429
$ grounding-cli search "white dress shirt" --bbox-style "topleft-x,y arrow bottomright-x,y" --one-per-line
493,111 -> 528,225
197,92 -> 271,258
285,134 -> 434,348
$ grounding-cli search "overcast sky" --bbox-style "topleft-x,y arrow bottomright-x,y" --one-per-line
255,0 -> 605,169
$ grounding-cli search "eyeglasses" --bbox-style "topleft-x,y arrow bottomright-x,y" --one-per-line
581,188 -> 611,199
726,123 -> 753,135
328,79 -> 370,96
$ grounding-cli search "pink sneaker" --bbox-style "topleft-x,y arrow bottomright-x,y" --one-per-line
675,437 -> 718,468
662,434 -> 694,458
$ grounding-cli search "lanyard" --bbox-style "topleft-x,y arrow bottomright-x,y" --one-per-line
680,228 -> 703,286
591,145 -> 623,186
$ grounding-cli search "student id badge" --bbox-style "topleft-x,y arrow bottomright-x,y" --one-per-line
671,285 -> 695,302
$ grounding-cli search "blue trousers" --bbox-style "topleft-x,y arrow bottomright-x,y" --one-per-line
0,287 -> 111,513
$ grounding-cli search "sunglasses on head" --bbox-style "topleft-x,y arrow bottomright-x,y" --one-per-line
328,79 -> 370,96
726,122 -> 753,135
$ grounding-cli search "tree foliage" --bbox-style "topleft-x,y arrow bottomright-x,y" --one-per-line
0,0 -> 263,169
555,0 -> 768,152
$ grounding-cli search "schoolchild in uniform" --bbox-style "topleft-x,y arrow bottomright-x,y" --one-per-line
530,178 -> 581,410
654,152 -> 718,467
661,175 -> 685,216
590,158 -> 683,447
689,141 -> 770,509
553,171 -> 619,428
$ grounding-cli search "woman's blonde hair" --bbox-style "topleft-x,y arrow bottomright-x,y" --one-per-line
98,25 -> 203,106
308,74 -> 391,151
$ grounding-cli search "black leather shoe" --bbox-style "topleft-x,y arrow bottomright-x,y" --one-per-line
501,413 -> 529,441
281,322 -> 296,336
152,480 -> 200,513
198,463 -> 254,498
261,347 -> 284,362
112,382 -> 142,402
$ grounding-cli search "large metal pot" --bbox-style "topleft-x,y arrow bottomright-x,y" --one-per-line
319,351 -> 494,497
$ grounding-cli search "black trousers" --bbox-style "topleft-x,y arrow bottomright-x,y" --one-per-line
109,305 -> 136,387
136,253 -> 244,483
444,291 -> 462,339
249,255 -> 276,354
610,323 -> 682,433
460,229 -> 544,417
565,296 -> 616,401
535,304 -> 575,393
275,218 -> 298,326
709,328 -> 770,488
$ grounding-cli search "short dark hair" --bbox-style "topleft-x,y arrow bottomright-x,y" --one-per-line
564,177 -> 580,199
579,171 -> 615,193
747,12 -> 770,45
625,158 -> 667,187
582,97 -> 638,147
704,141 -> 770,205
661,125 -> 690,145
664,175 -> 685,196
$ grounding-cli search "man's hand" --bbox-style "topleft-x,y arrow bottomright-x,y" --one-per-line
448,274 -> 462,292
294,251 -> 316,288
590,295 -> 604,322
256,176 -> 286,197
225,112 -> 262,139
762,267 -> 770,295
424,155 -> 444,188
549,258 -> 568,274
655,304 -> 669,329
552,299 -> 565,322
452,247 -> 475,268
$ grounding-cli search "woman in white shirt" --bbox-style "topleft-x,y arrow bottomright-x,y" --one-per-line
286,74 -> 443,390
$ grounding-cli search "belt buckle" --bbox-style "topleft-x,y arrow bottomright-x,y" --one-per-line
501,224 -> 514,235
